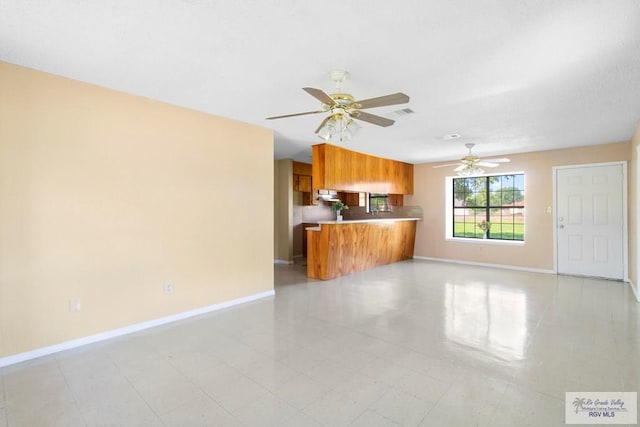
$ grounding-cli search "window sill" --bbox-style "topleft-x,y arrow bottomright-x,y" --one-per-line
446,237 -> 525,246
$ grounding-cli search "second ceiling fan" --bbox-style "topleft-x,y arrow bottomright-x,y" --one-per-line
266,69 -> 410,141
434,143 -> 510,176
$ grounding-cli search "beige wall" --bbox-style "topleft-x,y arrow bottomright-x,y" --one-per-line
274,159 -> 293,262
629,124 -> 640,297
0,62 -> 274,357
409,142 -> 631,271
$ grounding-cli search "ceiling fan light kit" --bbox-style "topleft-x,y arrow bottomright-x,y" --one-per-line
317,113 -> 361,142
266,69 -> 410,142
457,164 -> 485,176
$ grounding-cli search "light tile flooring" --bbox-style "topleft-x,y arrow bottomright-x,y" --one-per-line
1,259 -> 638,426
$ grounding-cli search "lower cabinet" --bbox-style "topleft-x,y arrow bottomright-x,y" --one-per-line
307,219 -> 418,280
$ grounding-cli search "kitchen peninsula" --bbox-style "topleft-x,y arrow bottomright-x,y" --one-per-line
306,143 -> 420,280
306,218 -> 419,280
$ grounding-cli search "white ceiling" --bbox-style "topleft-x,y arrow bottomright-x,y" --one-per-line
2,0 -> 639,164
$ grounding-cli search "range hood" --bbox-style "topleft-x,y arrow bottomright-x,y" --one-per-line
316,189 -> 340,202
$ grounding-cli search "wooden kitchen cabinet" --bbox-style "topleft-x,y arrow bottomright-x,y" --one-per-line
345,192 -> 362,207
292,161 -> 313,205
293,173 -> 312,192
293,161 -> 312,191
298,174 -> 312,192
293,161 -> 312,176
336,191 -> 361,207
388,194 -> 404,206
312,143 -> 413,194
307,219 -> 418,280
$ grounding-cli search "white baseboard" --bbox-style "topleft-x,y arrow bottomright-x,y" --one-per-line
0,289 -> 275,368
274,259 -> 294,264
412,256 -> 555,275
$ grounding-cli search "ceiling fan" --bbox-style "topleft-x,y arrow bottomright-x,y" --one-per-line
266,69 -> 410,141
433,143 -> 510,176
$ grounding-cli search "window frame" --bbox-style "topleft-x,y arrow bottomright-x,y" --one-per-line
446,172 -> 525,243
368,193 -> 391,213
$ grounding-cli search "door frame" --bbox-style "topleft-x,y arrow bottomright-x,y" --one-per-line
635,146 -> 640,300
552,161 -> 628,279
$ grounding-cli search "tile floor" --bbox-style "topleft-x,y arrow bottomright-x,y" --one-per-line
1,259 -> 638,426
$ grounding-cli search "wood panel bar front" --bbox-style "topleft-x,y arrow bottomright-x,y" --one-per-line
306,219 -> 418,280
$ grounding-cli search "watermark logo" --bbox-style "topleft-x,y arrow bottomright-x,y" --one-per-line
566,392 -> 637,424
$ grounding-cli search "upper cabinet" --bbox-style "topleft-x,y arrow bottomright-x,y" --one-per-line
298,175 -> 312,192
388,194 -> 404,206
293,161 -> 312,176
337,191 -> 365,207
292,161 -> 312,192
292,161 -> 314,205
312,143 -> 413,194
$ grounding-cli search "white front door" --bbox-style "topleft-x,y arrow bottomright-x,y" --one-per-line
556,164 -> 625,280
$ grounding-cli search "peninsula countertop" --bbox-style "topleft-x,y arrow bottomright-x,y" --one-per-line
307,217 -> 422,229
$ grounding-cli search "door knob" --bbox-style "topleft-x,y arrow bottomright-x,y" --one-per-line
559,224 -> 565,229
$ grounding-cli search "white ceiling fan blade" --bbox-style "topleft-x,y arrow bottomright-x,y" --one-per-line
350,110 -> 395,127
355,93 -> 410,109
478,162 -> 500,168
432,163 -> 461,169
266,110 -> 325,120
303,87 -> 337,107
454,164 -> 468,172
481,158 -> 510,163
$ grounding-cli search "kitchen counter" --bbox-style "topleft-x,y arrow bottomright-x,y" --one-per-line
306,218 -> 419,280
312,217 -> 421,225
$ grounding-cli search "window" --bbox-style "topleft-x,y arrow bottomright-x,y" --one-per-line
369,193 -> 391,213
452,174 -> 525,240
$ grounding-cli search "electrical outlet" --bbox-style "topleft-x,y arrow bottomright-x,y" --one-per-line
163,282 -> 175,295
69,299 -> 81,312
